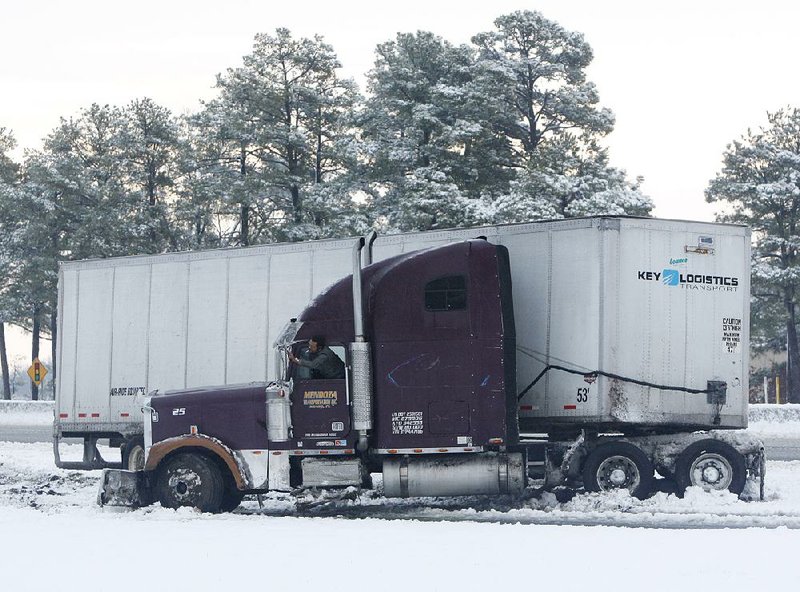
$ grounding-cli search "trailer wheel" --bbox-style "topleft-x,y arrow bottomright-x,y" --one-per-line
122,438 -> 145,472
155,452 -> 225,513
582,442 -> 654,499
674,439 -> 746,496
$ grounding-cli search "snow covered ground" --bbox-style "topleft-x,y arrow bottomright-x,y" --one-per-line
2,405 -> 800,590
1,440 -> 800,591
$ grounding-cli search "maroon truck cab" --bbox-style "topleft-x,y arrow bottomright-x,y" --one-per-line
292,239 -> 518,453
108,238 -> 524,512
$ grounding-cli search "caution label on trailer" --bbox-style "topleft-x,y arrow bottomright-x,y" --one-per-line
722,317 -> 742,354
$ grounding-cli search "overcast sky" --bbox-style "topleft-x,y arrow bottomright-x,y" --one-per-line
3,0 -> 800,359
4,0 -> 800,221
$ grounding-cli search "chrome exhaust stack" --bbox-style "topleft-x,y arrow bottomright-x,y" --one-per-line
351,235 -> 375,451
364,230 -> 378,266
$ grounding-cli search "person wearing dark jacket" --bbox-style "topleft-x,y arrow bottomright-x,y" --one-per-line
288,335 -> 345,379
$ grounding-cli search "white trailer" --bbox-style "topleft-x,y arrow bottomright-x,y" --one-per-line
57,217 -> 758,493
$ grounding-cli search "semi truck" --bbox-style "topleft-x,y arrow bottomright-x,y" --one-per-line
53,217 -> 764,511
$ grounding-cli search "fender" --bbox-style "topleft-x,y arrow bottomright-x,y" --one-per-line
145,434 -> 249,491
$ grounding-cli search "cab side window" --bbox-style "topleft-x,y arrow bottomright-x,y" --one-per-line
424,275 -> 467,312
292,344 -> 347,380
329,345 -> 346,365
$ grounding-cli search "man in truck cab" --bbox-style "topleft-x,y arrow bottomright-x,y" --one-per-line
288,335 -> 346,379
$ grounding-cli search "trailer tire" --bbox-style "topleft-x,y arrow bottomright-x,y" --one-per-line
582,442 -> 654,499
155,452 -> 225,513
122,438 -> 146,472
674,439 -> 746,497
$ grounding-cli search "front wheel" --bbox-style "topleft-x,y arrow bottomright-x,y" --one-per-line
674,439 -> 746,496
155,453 -> 225,512
220,489 -> 245,512
582,441 -> 654,499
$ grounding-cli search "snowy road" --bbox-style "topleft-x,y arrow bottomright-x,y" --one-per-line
0,424 -> 52,443
1,441 -> 800,530
1,441 -> 800,592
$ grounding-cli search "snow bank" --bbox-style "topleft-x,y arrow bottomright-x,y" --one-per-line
0,400 -> 54,414
748,403 -> 800,437
750,403 -> 800,423
0,400 -> 53,427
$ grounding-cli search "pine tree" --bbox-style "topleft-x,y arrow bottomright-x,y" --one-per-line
118,98 -> 183,253
472,11 -> 649,221
0,126 -> 20,399
473,11 -> 614,158
491,135 -> 651,222
360,31 -> 510,231
194,29 -> 364,244
706,107 -> 800,403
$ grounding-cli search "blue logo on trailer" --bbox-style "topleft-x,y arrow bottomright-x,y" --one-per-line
662,269 -> 680,286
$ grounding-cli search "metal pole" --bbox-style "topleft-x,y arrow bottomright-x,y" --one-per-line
763,376 -> 769,404
776,375 -> 781,405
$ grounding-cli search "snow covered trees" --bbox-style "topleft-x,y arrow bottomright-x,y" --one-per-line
0,13 -> 653,398
360,31 -> 502,230
707,107 -> 800,403
360,12 -> 650,231
472,11 -> 651,223
0,127 -> 20,399
193,29 -> 366,244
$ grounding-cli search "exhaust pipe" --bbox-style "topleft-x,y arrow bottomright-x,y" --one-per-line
363,230 -> 378,266
351,235 -> 374,451
352,237 -> 366,340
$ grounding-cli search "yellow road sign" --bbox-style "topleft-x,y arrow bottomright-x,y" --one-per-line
27,358 -> 48,386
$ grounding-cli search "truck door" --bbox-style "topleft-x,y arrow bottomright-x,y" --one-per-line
290,345 -> 353,449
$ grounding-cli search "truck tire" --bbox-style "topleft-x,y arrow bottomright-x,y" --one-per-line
582,442 -> 654,499
220,489 -> 245,512
122,438 -> 145,472
674,439 -> 746,497
155,452 -> 225,513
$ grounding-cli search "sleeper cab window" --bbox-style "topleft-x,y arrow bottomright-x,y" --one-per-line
424,275 -> 467,312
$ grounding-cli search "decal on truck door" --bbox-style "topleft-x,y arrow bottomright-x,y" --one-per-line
303,390 -> 338,408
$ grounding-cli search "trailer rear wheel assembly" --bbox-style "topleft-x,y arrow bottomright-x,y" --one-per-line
674,439 -> 746,496
582,442 -> 654,499
155,452 -> 225,513
122,438 -> 145,472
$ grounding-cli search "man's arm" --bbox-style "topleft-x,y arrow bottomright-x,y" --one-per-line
296,351 -> 330,371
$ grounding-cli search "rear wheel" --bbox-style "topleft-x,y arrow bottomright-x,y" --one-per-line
155,453 -> 225,512
674,439 -> 746,496
582,442 -> 654,499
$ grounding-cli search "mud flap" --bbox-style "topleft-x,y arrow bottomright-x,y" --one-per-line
97,469 -> 152,508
